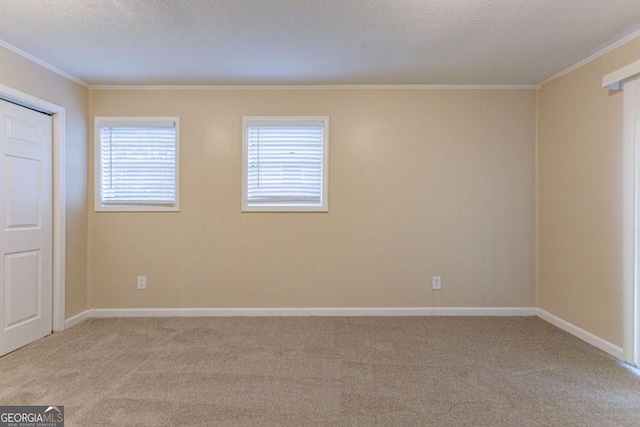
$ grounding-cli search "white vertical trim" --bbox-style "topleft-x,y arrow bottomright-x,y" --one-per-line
616,76 -> 640,366
601,61 -> 640,366
534,87 -> 540,308
621,78 -> 635,364
611,75 -> 640,366
52,111 -> 66,332
624,77 -> 640,366
0,84 -> 67,332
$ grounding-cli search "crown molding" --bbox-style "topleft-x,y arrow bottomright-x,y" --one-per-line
89,84 -> 537,91
0,39 -> 89,88
3,24 -> 640,91
538,26 -> 640,87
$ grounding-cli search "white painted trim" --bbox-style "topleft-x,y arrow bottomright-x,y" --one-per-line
64,310 -> 89,329
539,27 -> 640,87
537,309 -> 623,360
621,76 -> 640,366
0,84 -> 67,333
62,307 -> 627,362
425,307 -> 537,316
2,24 -> 639,91
90,84 -> 538,91
52,111 -> 67,333
0,39 -> 89,88
88,307 -> 537,318
534,87 -> 540,308
0,85 -> 63,114
51,306 -> 631,363
603,59 -> 640,90
599,74 -> 640,366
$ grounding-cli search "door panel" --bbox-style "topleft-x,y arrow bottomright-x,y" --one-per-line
0,99 -> 52,356
4,250 -> 40,328
5,155 -> 42,229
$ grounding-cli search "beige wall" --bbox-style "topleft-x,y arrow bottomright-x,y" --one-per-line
537,37 -> 640,346
89,89 -> 536,309
0,46 -> 89,317
2,26 -> 639,346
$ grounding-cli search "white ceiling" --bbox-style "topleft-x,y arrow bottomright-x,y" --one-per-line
1,0 -> 639,86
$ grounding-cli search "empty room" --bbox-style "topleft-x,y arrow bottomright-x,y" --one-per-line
1,1 -> 640,425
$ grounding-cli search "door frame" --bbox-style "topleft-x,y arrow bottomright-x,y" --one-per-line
0,84 -> 66,333
619,76 -> 640,366
604,62 -> 640,366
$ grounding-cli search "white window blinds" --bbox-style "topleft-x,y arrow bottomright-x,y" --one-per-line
243,117 -> 329,211
96,118 -> 178,209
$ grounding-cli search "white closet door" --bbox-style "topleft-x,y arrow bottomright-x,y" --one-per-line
0,99 -> 52,356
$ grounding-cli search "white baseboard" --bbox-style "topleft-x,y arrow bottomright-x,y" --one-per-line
88,306 -> 537,318
536,309 -> 623,360
427,307 -> 537,316
64,309 -> 90,329
64,307 -> 623,361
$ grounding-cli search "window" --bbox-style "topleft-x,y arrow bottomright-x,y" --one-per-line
242,116 -> 329,212
94,117 -> 179,212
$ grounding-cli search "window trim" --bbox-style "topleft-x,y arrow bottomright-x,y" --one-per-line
94,116 -> 180,212
242,116 -> 330,213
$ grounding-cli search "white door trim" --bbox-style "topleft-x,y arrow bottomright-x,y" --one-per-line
0,84 -> 66,333
622,76 -> 640,366
603,66 -> 640,366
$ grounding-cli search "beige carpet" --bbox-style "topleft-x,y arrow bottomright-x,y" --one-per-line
1,316 -> 639,426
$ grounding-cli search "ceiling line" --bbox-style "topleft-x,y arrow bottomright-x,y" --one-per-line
538,26 -> 640,87
0,38 -> 89,87
90,84 -> 538,91
1,26 -> 640,90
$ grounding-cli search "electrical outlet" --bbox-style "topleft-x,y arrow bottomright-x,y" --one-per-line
432,276 -> 441,290
137,276 -> 147,290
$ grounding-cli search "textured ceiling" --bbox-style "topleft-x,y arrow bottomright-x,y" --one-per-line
1,0 -> 639,86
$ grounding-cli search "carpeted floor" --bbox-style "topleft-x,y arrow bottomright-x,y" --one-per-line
1,316 -> 639,426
